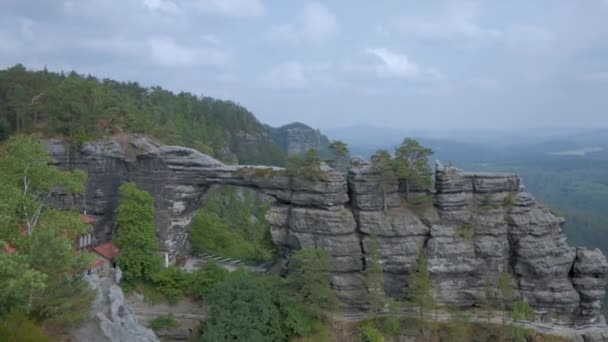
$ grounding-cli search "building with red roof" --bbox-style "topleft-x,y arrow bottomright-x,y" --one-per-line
89,242 -> 119,276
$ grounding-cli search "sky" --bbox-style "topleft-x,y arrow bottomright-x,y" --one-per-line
1,0 -> 608,131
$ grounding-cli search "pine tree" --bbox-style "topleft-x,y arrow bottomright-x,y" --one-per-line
393,138 -> 433,199
371,150 -> 396,212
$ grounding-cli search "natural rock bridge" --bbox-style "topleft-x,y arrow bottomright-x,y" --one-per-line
46,135 -> 608,335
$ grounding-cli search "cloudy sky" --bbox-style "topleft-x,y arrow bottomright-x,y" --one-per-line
1,0 -> 608,131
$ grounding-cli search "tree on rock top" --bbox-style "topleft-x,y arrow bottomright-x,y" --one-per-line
115,182 -> 161,281
371,149 -> 397,212
393,138 -> 433,199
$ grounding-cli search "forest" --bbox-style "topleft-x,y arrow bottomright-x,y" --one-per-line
0,64 -> 285,165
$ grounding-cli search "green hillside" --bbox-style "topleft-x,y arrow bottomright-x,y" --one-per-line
0,64 -> 285,165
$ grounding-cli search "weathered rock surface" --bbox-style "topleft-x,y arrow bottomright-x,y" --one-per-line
71,274 -> 159,342
48,136 -> 608,335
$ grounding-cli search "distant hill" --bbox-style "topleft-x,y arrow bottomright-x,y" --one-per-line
0,65 -> 324,166
268,122 -> 331,156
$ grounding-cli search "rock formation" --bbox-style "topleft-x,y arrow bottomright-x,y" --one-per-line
269,122 -> 330,155
47,135 -> 608,332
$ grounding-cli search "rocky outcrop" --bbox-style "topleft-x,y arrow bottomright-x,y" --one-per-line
72,274 -> 159,342
47,136 -> 608,333
269,122 -> 330,155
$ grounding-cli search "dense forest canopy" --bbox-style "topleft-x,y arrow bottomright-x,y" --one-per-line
0,64 -> 286,165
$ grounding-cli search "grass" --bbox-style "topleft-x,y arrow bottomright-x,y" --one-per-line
148,315 -> 179,330
122,279 -> 167,305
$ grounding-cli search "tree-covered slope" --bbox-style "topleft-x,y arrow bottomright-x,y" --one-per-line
0,64 -> 285,165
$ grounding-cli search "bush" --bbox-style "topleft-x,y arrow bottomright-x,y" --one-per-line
148,315 -> 178,330
150,266 -> 189,304
358,322 -> 385,342
0,312 -> 51,342
186,261 -> 228,300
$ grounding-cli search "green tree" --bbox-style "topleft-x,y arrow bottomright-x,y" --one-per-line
28,228 -> 94,325
366,231 -> 385,318
371,150 -> 397,212
357,322 -> 385,342
115,182 -> 161,280
498,271 -> 515,326
0,253 -> 46,316
202,271 -> 284,342
0,135 -> 86,237
393,138 -> 433,199
186,261 -> 229,300
288,248 -> 338,319
510,300 -> 534,342
301,149 -> 322,182
408,252 -> 435,322
0,312 -> 51,342
328,140 -> 350,174
481,279 -> 494,323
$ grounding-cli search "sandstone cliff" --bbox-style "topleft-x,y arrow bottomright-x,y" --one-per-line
46,136 -> 608,332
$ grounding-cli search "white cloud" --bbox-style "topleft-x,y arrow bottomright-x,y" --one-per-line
146,36 -> 230,67
194,0 -> 264,18
0,30 -> 22,55
142,0 -> 180,14
262,62 -> 307,87
269,2 -> 337,44
395,1 -> 500,40
261,61 -> 340,88
364,48 -> 441,80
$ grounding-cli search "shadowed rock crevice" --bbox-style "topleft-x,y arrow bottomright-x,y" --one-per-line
46,136 -> 608,329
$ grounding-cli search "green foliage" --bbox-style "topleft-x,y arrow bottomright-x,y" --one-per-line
379,299 -> 402,336
0,65 -> 286,165
393,138 -> 433,197
150,266 -> 189,304
371,149 -> 397,212
201,271 -> 284,342
286,150 -> 323,181
498,271 -> 515,325
365,231 -> 385,318
0,312 -> 51,342
288,248 -> 338,319
190,185 -> 275,261
0,254 -> 46,317
408,252 -> 435,321
458,224 -> 475,240
28,228 -> 95,325
357,321 -> 385,342
186,261 -> 229,300
446,309 -> 470,342
0,135 -> 85,238
328,140 -> 350,174
510,301 -> 533,342
115,182 -> 161,281
481,279 -> 494,323
503,192 -> 517,211
0,136 -> 92,326
148,315 -> 178,330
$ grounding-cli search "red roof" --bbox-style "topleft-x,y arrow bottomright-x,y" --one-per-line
80,214 -> 95,224
3,244 -> 16,254
92,242 -> 119,260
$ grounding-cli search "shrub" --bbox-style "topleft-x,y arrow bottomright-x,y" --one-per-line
358,322 -> 385,342
148,315 -> 178,330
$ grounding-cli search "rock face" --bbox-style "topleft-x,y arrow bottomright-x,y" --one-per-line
71,274 -> 159,342
269,122 -> 330,155
48,136 -> 608,330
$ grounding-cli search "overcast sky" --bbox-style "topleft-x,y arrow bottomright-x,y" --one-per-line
1,0 -> 608,131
